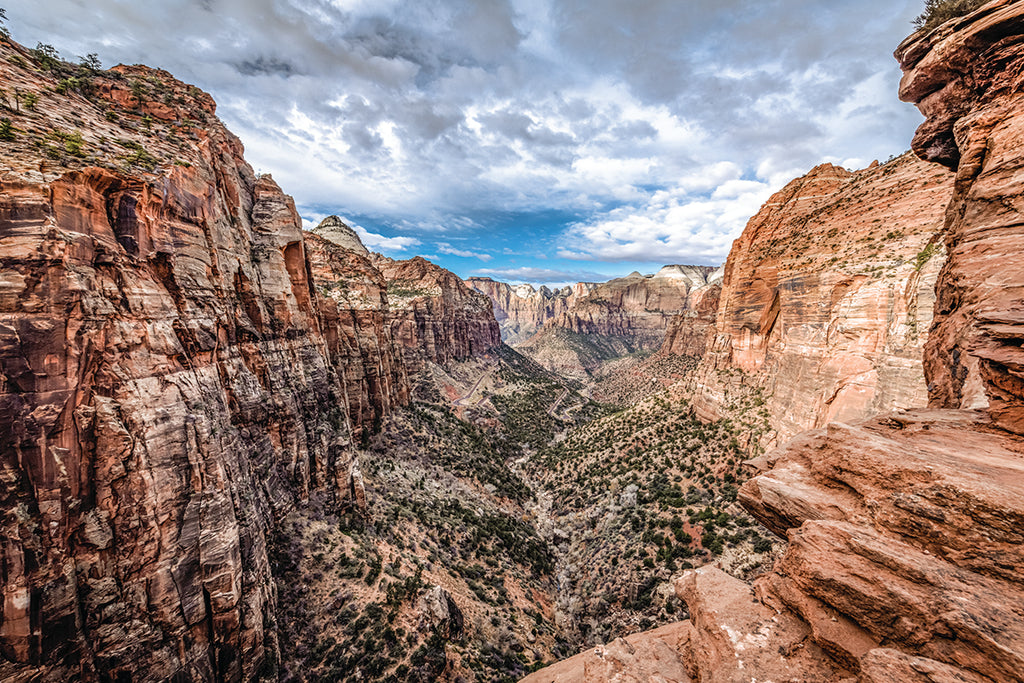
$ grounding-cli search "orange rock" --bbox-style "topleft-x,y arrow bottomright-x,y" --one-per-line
685,155 -> 953,447
897,0 -> 1024,434
0,36 -> 410,682
519,622 -> 693,683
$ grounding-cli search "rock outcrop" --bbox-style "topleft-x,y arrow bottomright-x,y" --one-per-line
309,215 -> 369,256
897,0 -> 1024,435
466,278 -> 596,345
546,266 -> 718,349
657,271 -> 723,359
515,267 -> 720,378
525,3 -> 1024,682
687,153 -> 954,447
0,40 -> 409,681
373,255 -> 502,371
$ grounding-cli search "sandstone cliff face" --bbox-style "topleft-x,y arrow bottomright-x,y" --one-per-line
514,267 -> 720,379
523,4 -> 1024,682
547,266 -> 718,349
373,255 -> 502,371
686,154 -> 953,447
897,0 -> 1024,434
0,42 -> 408,681
465,278 -> 596,345
656,272 -> 722,359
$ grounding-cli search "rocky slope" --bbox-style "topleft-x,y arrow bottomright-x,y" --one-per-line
685,153 -> 954,448
310,215 -> 369,257
0,41 -> 415,681
517,267 -> 720,379
524,2 -> 1024,681
466,278 -> 596,345
372,256 -> 502,372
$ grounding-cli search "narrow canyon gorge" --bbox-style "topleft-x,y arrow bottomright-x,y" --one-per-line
1,1 -> 1023,682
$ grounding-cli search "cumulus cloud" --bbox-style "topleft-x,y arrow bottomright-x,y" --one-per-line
471,266 -> 611,283
9,0 -> 927,277
557,175 -> 774,266
436,242 -> 493,261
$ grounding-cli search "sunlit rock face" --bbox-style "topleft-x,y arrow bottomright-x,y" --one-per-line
466,277 -> 597,345
524,4 -> 1024,682
374,256 -> 502,372
543,267 -> 719,348
0,41 -> 409,681
898,0 -> 1024,434
685,154 -> 953,447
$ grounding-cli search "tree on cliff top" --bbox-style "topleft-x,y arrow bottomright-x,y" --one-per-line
914,0 -> 988,31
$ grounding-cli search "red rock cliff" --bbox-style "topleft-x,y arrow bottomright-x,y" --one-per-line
0,41 -> 408,681
465,278 -> 596,344
373,255 -> 502,371
524,4 -> 1024,681
897,0 -> 1024,433
687,154 -> 953,446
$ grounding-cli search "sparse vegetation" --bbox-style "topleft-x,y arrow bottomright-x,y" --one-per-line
913,0 -> 987,32
915,240 -> 940,271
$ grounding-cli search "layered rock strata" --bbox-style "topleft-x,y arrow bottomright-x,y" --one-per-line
656,274 -> 722,359
466,278 -> 596,345
687,153 -> 954,447
524,3 -> 1024,682
373,255 -> 502,371
897,0 -> 1024,435
545,266 -> 718,349
0,42 -> 409,681
515,266 -> 720,378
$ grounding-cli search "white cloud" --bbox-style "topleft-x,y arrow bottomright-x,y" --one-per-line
10,0 -> 927,273
471,266 -> 610,284
557,171 -> 776,265
436,242 -> 493,261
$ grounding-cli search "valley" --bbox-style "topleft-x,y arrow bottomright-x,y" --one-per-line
2,2 -> 1024,682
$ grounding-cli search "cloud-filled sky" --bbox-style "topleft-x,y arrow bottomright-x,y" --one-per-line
7,0 -> 926,285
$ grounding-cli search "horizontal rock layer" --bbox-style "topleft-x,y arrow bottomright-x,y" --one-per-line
685,154 -> 954,447
0,41 -> 413,681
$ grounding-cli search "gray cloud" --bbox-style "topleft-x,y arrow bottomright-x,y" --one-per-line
7,0 -> 928,268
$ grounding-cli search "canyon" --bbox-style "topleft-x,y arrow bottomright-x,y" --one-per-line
1,1 -> 1023,682
524,1 -> 1024,681
471,266 -> 721,380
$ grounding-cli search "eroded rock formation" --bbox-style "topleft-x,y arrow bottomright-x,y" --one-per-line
514,267 -> 720,378
686,154 -> 953,447
546,266 -> 718,349
466,278 -> 596,345
0,41 -> 410,681
524,2 -> 1024,682
897,0 -> 1024,435
373,255 -> 502,371
656,272 -> 723,359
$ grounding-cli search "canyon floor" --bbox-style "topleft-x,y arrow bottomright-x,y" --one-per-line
266,345 -> 784,682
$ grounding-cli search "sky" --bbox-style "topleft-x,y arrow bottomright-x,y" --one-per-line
6,0 -> 927,286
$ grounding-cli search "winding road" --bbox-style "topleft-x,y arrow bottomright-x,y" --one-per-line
453,372 -> 489,407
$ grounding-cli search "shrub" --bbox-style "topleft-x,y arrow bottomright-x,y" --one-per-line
913,0 -> 987,32
32,43 -> 61,70
0,118 -> 13,141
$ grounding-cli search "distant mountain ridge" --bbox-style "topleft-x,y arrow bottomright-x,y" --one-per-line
469,266 -> 722,377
